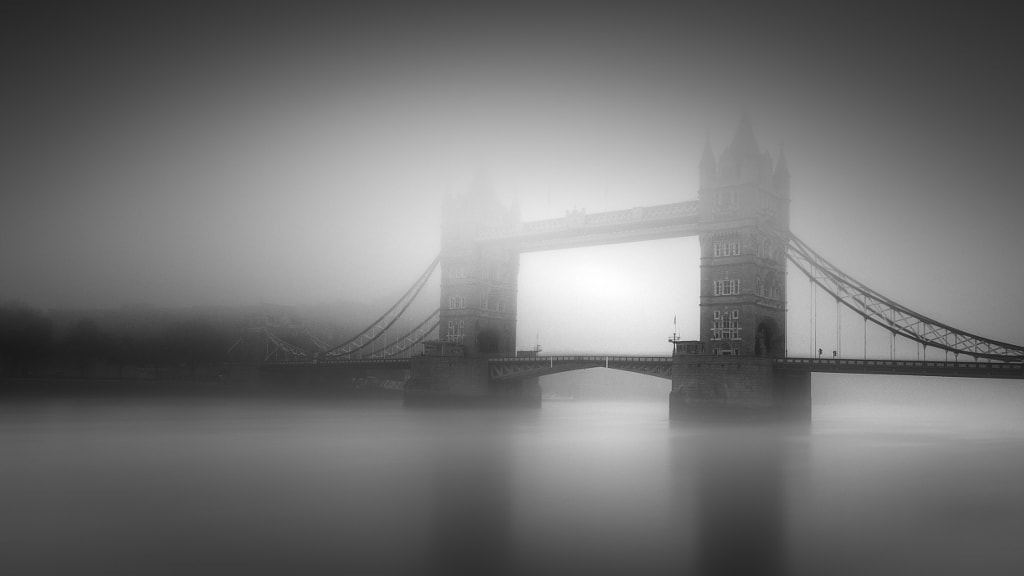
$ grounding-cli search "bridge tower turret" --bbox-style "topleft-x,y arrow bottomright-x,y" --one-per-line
437,179 -> 520,358
697,115 -> 789,358
699,131 -> 718,189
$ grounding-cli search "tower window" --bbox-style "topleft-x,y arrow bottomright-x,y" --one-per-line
713,279 -> 741,295
712,308 -> 742,341
714,190 -> 737,210
448,266 -> 466,281
446,320 -> 465,343
713,241 -> 740,257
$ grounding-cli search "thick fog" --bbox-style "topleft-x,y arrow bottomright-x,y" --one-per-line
3,2 -> 1023,351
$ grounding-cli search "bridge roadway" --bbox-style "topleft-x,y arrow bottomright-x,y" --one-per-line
776,357 -> 1024,379
261,357 -> 412,370
261,355 -> 1023,380
491,355 -> 1024,381
489,355 -> 674,380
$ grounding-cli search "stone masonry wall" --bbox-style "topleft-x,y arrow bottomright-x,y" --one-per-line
672,356 -> 775,409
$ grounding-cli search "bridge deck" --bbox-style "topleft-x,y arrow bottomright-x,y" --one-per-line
491,355 -> 674,364
777,358 -> 1024,379
490,355 -> 673,380
260,356 -> 1023,381
261,358 -> 412,370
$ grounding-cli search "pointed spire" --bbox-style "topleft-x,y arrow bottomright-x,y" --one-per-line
727,111 -> 759,161
469,170 -> 494,198
773,144 -> 790,194
700,130 -> 716,166
774,145 -> 789,177
702,129 -> 713,151
510,191 -> 522,222
699,130 -> 717,189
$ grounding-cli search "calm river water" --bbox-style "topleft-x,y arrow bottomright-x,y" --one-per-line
3,375 -> 1024,576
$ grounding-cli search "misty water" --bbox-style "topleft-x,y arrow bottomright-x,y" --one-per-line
3,376 -> 1024,576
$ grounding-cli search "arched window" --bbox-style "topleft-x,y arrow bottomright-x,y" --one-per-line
447,321 -> 464,343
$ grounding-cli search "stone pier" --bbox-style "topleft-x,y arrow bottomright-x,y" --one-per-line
404,356 -> 541,407
669,355 -> 811,421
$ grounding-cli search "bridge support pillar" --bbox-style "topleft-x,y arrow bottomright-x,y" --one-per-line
670,356 -> 810,421
405,357 -> 541,407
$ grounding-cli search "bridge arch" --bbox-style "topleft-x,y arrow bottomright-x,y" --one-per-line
489,356 -> 674,381
477,326 -> 501,354
755,318 -> 782,357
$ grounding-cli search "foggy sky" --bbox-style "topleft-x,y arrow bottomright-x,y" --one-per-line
3,1 -> 1022,352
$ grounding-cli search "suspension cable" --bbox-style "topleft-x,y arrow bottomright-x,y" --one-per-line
366,309 -> 441,359
787,233 -> 1024,362
324,255 -> 440,357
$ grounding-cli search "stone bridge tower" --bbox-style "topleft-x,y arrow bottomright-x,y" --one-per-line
406,180 -> 531,405
438,180 -> 520,357
670,116 -> 807,419
697,115 -> 789,358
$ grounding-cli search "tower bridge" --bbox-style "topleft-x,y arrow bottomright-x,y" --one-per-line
259,116 -> 1024,418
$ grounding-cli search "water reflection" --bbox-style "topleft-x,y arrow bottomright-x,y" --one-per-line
684,422 -> 794,576
3,391 -> 1024,575
424,409 -> 515,576
419,406 -> 804,576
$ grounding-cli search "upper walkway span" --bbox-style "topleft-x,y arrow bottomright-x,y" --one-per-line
476,200 -> 701,252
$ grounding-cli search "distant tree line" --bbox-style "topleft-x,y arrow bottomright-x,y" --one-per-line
0,302 -> 232,380
0,303 -> 53,377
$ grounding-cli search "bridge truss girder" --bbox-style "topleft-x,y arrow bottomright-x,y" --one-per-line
777,357 -> 1024,379
489,356 -> 673,381
262,357 -> 412,369
787,233 -> 1024,362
